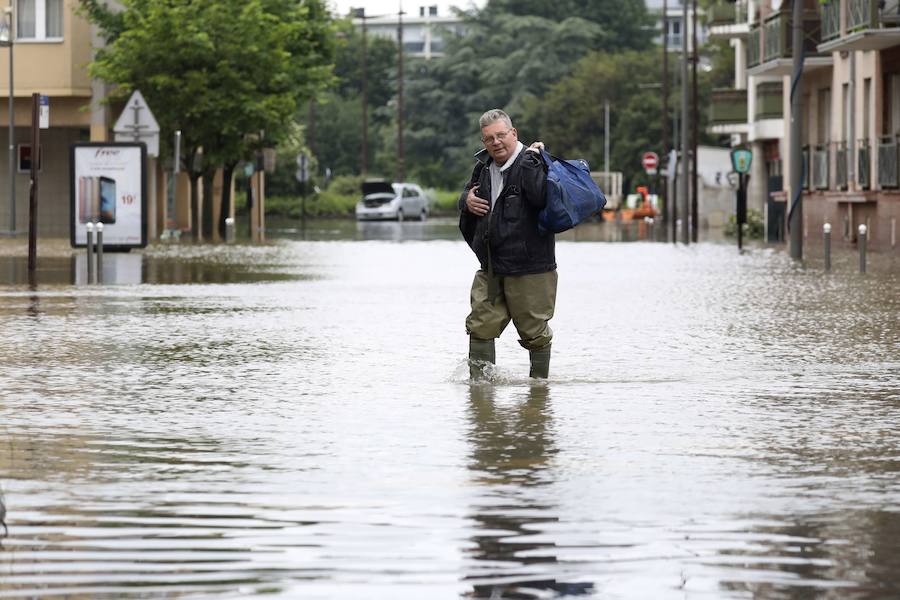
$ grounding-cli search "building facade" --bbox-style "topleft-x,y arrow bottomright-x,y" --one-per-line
0,0 -> 96,236
353,5 -> 466,60
709,0 -> 900,250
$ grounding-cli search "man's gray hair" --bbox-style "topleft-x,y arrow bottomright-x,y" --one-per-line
479,109 -> 513,129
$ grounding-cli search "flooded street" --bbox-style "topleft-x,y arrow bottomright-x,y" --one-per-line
0,220 -> 898,599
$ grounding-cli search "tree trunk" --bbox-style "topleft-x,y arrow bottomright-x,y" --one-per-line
201,169 -> 215,240
218,162 -> 237,240
189,172 -> 201,242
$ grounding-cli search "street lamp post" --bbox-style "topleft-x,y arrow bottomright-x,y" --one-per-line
0,1 -> 13,235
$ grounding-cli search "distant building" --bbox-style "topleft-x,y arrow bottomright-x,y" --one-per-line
352,4 -> 467,59
646,0 -> 708,53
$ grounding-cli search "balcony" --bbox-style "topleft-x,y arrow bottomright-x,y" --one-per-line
813,144 -> 829,189
709,89 -> 748,133
802,146 -> 810,190
747,25 -> 761,67
708,2 -> 737,26
818,0 -> 900,51
858,139 -> 870,189
820,0 -> 841,42
755,82 -> 783,120
834,142 -> 848,190
878,136 -> 899,188
708,2 -> 750,39
748,7 -> 832,76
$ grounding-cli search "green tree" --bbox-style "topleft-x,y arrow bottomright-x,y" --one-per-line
520,50 -> 664,191
82,0 -> 334,239
402,0 -> 653,188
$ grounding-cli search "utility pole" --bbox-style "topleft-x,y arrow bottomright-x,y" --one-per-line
662,0 -> 669,227
308,99 -> 316,158
604,100 -> 610,178
788,0 -> 804,259
691,0 -> 699,243
355,8 -> 369,176
396,2 -> 405,182
680,0 -> 690,245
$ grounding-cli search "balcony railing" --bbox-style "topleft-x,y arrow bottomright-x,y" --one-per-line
709,1 -> 749,26
878,136 -> 899,188
709,3 -> 736,26
754,8 -> 824,64
748,23 -> 761,67
813,144 -> 829,189
710,89 -> 748,125
834,142 -> 848,190
756,82 -> 783,119
802,146 -> 810,190
820,0 -> 841,41
858,139 -> 870,189
849,0 -> 900,31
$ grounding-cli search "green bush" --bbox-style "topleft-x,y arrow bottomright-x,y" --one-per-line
724,208 -> 764,238
427,188 -> 460,214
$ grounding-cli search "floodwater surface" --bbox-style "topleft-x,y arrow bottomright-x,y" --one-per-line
0,220 -> 898,599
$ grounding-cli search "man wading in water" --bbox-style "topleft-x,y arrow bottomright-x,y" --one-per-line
458,109 -> 557,379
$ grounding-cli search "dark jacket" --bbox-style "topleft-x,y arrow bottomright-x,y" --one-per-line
458,146 -> 556,276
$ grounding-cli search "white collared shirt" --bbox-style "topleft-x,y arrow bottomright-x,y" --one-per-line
488,141 -> 524,209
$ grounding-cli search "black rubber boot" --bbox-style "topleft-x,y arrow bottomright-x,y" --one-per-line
469,337 -> 496,380
529,344 -> 551,379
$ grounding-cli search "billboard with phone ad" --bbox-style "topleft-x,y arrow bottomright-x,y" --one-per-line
70,143 -> 147,249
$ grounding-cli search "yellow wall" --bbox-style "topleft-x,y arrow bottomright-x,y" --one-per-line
0,0 -> 93,98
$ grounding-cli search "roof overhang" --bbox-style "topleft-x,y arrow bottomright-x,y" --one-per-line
817,28 -> 900,52
748,55 -> 833,77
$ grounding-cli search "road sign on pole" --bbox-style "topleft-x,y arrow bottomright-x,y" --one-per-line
113,91 -> 161,157
642,151 -> 659,175
38,95 -> 49,129
295,153 -> 309,183
731,148 -> 752,174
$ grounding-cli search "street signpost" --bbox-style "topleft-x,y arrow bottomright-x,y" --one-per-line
38,95 -> 49,129
730,148 -> 752,250
642,151 -> 659,175
113,91 -> 160,157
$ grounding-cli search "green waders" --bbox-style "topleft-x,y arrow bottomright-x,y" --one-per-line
465,269 -> 557,379
468,337 -> 496,380
528,344 -> 551,379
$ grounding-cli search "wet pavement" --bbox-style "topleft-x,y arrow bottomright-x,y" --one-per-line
0,220 -> 898,599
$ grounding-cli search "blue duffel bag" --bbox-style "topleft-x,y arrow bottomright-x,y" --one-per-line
537,149 -> 607,235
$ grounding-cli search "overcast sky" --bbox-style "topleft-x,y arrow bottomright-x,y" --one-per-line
328,0 -> 484,18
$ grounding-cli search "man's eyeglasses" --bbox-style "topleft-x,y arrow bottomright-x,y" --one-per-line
481,129 -> 512,145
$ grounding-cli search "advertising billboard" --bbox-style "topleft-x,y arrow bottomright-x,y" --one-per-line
70,143 -> 147,249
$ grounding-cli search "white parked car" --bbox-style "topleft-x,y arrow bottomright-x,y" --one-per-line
356,181 -> 429,221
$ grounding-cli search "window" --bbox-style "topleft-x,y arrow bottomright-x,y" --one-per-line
16,0 -> 63,40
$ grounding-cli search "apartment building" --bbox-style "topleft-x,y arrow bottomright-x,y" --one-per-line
0,0 -> 98,236
353,5 -> 466,60
647,0 -> 708,54
708,0 -> 900,250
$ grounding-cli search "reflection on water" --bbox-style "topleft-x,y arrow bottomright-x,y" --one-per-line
464,384 -> 594,598
0,223 -> 898,598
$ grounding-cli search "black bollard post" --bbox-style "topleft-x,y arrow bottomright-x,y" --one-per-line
858,224 -> 867,274
86,222 -> 95,284
823,222 -> 831,271
96,222 -> 104,284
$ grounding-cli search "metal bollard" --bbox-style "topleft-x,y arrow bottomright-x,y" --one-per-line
858,224 -> 867,274
85,222 -> 95,284
823,223 -> 831,271
225,217 -> 235,243
95,222 -> 104,284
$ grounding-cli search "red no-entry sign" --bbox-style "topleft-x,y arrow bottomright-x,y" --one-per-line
641,151 -> 659,173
